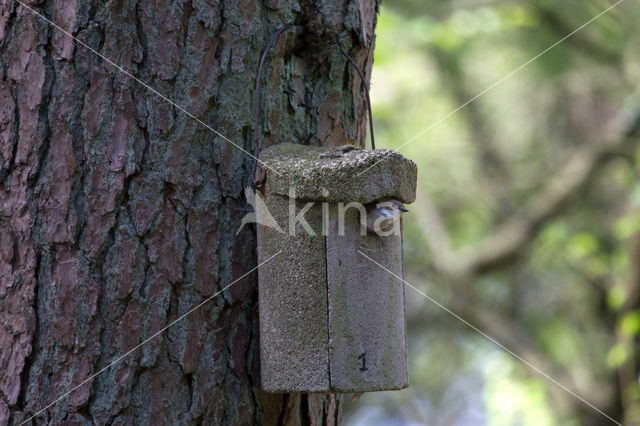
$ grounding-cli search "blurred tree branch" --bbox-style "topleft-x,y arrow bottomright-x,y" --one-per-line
623,234 -> 640,312
411,119 -> 635,416
616,233 -> 640,423
377,2 -> 639,422
432,47 -> 513,218
534,4 -> 621,64
415,117 -> 635,282
413,103 -> 638,410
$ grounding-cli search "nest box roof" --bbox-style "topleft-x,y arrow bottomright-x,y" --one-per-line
258,143 -> 417,204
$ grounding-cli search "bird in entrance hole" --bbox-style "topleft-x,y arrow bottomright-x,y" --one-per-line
362,199 -> 409,234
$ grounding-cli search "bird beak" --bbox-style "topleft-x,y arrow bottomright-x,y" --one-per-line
399,207 -> 409,212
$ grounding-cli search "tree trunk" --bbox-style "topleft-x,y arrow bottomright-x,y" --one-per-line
0,0 -> 379,424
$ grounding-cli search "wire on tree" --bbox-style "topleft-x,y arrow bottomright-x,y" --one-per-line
337,44 -> 376,150
252,22 -> 294,189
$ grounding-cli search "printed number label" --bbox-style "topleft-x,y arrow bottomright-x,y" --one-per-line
357,352 -> 368,371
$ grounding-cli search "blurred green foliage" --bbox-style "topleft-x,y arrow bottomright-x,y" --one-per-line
346,1 -> 640,425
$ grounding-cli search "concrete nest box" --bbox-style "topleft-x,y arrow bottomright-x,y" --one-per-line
256,143 -> 417,393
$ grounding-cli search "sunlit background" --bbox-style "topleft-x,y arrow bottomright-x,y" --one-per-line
345,1 -> 640,425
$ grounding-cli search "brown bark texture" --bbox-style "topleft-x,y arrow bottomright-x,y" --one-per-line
0,0 -> 379,424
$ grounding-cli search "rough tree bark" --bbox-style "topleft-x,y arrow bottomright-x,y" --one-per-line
0,0 -> 379,424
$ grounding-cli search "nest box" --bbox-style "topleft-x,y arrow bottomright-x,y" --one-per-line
256,143 -> 417,393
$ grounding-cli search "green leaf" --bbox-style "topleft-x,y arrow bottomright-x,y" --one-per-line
568,232 -> 599,259
608,285 -> 626,311
614,213 -> 640,240
619,311 -> 640,337
607,343 -> 628,368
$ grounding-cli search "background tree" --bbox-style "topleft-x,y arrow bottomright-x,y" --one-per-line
347,1 -> 640,425
0,1 -> 379,424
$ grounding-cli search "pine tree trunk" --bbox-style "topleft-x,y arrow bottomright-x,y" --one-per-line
0,0 -> 379,424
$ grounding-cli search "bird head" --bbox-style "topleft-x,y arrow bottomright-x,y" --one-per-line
377,199 -> 408,213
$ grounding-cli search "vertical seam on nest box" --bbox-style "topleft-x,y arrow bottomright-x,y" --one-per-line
324,232 -> 332,391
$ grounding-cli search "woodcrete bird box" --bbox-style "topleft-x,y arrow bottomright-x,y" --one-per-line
256,143 -> 417,393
